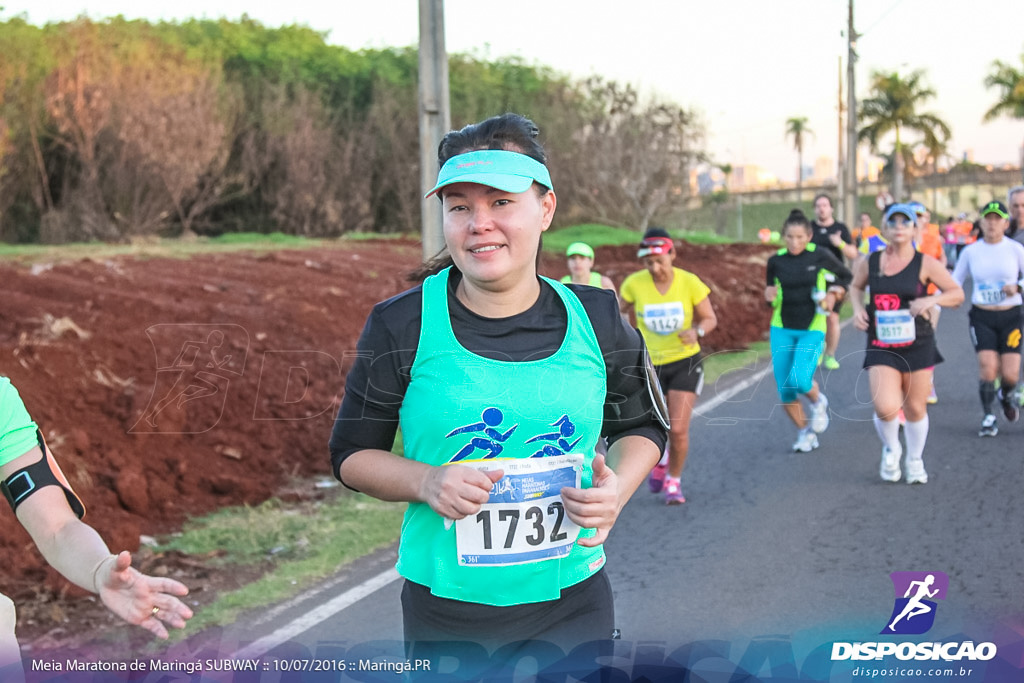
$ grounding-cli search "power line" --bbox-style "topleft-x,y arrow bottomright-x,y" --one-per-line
858,0 -> 907,38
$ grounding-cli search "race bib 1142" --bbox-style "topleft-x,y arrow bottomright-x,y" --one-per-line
641,301 -> 685,335
453,454 -> 583,567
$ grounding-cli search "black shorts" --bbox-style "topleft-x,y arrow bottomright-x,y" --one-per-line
655,354 -> 704,394
401,568 -> 614,654
863,342 -> 943,372
969,306 -> 1023,354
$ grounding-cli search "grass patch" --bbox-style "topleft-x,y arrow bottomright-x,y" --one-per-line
206,231 -> 313,246
681,194 -> 882,243
703,341 -> 772,382
544,223 -> 734,255
543,224 -> 644,254
0,231 -> 423,266
0,234 -> 335,265
156,490 -> 406,640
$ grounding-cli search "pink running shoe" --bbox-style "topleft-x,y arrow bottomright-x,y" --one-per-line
648,463 -> 667,493
664,479 -> 686,505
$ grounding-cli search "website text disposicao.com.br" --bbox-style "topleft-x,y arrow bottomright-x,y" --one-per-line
852,664 -> 979,678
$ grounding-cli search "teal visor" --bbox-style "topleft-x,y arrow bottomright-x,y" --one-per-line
425,149 -> 553,198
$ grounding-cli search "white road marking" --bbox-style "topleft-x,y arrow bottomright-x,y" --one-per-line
230,567 -> 400,659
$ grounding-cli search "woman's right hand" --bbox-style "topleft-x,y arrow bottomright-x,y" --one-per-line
418,465 -> 504,520
764,285 -> 777,304
852,308 -> 869,331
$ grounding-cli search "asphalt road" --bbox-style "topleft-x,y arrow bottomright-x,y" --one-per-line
208,298 -> 1023,681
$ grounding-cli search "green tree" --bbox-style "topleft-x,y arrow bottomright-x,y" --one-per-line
983,54 -> 1024,121
983,52 -> 1024,180
858,69 -> 950,202
784,117 -> 813,194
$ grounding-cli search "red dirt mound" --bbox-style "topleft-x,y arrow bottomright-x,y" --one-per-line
0,237 -> 772,626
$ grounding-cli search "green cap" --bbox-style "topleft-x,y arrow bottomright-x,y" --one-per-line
980,201 -> 1009,219
566,242 -> 594,259
425,149 -> 553,198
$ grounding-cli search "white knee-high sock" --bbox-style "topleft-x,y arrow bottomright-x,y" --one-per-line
903,416 -> 929,463
873,413 -> 902,452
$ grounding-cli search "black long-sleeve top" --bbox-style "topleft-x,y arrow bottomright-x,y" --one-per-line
329,271 -> 668,485
765,246 -> 853,330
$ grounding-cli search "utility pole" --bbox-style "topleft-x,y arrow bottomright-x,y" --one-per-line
844,0 -> 858,226
418,0 -> 451,261
837,56 -> 845,214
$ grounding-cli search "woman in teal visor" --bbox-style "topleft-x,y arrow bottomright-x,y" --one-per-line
330,113 -> 667,659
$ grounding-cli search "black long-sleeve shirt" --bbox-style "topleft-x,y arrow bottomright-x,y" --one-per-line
329,272 -> 667,484
766,246 -> 853,330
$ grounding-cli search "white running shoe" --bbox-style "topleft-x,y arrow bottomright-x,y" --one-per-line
792,428 -> 819,453
880,445 -> 902,482
809,394 -> 830,433
905,459 -> 928,484
979,414 -> 998,437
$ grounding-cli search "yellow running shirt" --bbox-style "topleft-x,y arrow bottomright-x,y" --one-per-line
620,268 -> 710,365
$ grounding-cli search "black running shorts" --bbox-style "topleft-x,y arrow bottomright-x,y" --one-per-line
969,305 -> 1023,354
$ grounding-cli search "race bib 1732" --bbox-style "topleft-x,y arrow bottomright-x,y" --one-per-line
453,454 -> 583,567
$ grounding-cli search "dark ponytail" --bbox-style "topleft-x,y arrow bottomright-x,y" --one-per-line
783,209 -> 811,235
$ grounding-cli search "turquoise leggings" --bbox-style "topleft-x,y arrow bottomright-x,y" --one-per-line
770,327 -> 825,403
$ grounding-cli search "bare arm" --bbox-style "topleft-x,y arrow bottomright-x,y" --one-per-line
911,255 -> 964,317
850,256 -> 871,331
3,448 -> 193,639
679,296 -> 717,346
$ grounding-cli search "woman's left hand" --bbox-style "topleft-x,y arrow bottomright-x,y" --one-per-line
96,550 -> 194,639
560,455 -> 620,548
678,328 -> 699,345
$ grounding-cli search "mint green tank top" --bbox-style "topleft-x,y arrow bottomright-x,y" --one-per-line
560,272 -> 604,288
396,268 -> 607,606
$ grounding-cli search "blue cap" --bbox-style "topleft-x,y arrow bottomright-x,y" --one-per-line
907,201 -> 927,215
883,203 -> 918,225
425,150 -> 553,198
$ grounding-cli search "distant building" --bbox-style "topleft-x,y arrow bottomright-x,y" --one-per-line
690,167 -> 716,196
730,164 -> 778,190
812,156 -> 836,185
859,157 -> 885,182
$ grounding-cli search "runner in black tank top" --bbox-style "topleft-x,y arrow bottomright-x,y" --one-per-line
864,250 -> 941,370
850,204 -> 963,486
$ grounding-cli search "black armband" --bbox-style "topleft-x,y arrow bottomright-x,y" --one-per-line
605,344 -> 671,432
1,431 -> 86,519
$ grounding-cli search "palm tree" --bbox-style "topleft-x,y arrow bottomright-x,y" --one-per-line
785,117 -> 813,194
858,69 -> 951,202
983,55 -> 1024,180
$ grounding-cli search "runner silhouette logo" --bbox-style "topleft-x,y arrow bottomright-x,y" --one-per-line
881,571 -> 949,635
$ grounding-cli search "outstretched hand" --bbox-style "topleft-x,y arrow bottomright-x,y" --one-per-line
560,455 -> 620,548
96,550 -> 193,639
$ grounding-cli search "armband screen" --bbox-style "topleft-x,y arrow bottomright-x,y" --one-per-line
1,431 -> 85,519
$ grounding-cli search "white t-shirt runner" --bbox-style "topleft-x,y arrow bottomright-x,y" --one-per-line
952,238 -> 1024,308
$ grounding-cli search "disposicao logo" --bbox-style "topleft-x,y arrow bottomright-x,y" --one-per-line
831,570 -> 998,663
882,571 -> 947,635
